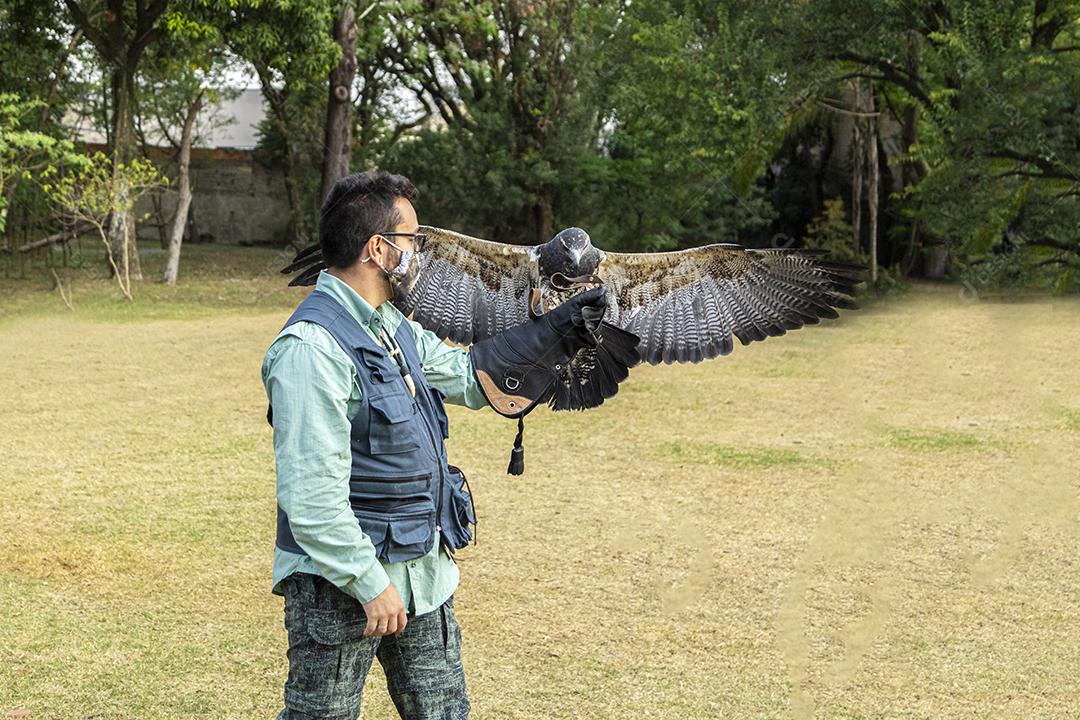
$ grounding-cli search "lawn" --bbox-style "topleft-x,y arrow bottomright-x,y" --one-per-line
1,244 -> 1078,719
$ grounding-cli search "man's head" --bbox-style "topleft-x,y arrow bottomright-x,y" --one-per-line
319,170 -> 420,268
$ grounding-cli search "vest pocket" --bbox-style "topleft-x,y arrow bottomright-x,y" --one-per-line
441,466 -> 477,551
355,504 -> 436,564
349,473 -> 431,502
359,347 -> 402,384
368,391 -> 421,454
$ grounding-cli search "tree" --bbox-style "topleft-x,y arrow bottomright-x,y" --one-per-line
788,0 -> 1080,289
0,94 -> 85,239
64,0 -> 173,281
136,13 -> 232,284
0,0 -> 87,247
44,151 -> 164,299
380,0 -> 623,244
214,0 -> 339,247
321,1 -> 358,202
594,0 -> 797,251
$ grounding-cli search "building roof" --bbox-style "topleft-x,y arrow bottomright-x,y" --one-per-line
66,87 -> 267,151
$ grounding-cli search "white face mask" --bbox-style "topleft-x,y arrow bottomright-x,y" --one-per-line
362,236 -> 414,297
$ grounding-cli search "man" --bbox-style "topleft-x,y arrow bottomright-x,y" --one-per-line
262,170 -> 609,719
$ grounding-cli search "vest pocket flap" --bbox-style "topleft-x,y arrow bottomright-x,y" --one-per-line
387,515 -> 434,546
357,516 -> 390,553
369,391 -> 416,424
368,392 -> 420,454
306,607 -> 367,645
355,506 -> 435,563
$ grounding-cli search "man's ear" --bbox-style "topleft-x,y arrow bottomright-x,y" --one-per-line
361,234 -> 382,263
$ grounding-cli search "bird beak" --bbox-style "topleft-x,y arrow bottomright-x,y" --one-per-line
571,247 -> 583,264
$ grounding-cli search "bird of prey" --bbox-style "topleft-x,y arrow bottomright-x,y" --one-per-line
281,225 -> 863,410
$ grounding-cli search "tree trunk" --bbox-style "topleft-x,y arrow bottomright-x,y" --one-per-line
851,82 -> 864,258
866,87 -> 880,284
163,91 -> 203,285
280,132 -> 309,248
534,188 -> 554,245
108,64 -> 142,281
65,0 -> 172,281
255,61 -> 310,248
321,5 -> 357,203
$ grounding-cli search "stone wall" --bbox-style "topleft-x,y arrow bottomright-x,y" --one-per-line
133,148 -> 291,246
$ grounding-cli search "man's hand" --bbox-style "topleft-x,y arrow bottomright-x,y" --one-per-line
362,582 -> 407,637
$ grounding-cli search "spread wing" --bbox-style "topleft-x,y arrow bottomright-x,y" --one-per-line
599,245 -> 864,365
397,226 -> 539,345
280,225 -> 540,345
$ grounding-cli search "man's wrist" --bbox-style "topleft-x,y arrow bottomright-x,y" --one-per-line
346,566 -> 391,604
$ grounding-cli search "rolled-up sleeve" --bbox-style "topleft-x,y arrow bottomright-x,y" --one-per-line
408,319 -> 490,410
262,332 -> 390,603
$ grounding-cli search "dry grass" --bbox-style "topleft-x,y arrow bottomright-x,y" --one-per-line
1,248 -> 1078,719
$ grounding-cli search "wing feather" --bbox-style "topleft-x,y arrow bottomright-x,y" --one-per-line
280,225 -> 538,344
601,244 -> 863,364
398,226 -> 538,344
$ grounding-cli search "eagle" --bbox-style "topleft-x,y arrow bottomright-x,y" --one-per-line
281,225 -> 863,411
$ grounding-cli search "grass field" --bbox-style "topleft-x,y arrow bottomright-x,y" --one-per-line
1,244 -> 1078,719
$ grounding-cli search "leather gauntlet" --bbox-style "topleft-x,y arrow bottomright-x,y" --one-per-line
470,286 -> 607,418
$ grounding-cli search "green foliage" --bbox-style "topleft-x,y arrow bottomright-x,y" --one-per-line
43,152 -> 163,220
43,151 -> 165,298
4,0 -> 1078,293
787,0 -> 1080,288
804,198 -> 859,263
210,0 -> 340,244
0,93 -> 87,234
376,0 -> 621,243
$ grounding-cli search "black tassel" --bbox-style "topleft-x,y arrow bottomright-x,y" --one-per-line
507,416 -> 525,475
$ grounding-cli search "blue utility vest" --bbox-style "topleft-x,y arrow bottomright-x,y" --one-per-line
268,289 -> 476,564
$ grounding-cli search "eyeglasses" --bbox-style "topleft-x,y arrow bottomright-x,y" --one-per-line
381,231 -> 428,253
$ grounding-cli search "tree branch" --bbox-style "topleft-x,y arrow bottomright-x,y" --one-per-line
63,0 -> 111,59
828,51 -> 935,109
990,149 -> 1080,183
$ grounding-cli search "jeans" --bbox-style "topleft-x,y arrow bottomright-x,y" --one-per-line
275,572 -> 470,720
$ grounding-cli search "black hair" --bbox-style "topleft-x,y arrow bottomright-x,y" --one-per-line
318,170 -> 419,269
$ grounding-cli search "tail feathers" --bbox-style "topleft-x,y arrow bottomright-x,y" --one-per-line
550,322 -> 641,411
288,262 -> 325,287
281,243 -> 325,286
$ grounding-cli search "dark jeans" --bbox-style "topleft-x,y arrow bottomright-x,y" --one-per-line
276,572 -> 470,720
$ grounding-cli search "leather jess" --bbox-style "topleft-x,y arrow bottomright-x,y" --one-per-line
268,290 -> 477,564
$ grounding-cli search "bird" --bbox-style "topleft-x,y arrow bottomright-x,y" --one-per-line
280,225 -> 864,411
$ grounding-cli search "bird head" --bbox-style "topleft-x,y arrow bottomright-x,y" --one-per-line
543,227 -> 600,276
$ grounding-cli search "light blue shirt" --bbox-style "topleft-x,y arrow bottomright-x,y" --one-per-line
262,270 -> 489,616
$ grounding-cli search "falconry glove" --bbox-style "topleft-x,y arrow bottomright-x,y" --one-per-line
471,285 -> 607,415
470,286 -> 616,474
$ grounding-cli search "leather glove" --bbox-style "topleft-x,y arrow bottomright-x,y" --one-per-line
470,286 -> 609,418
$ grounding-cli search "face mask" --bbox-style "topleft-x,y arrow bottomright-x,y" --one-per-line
363,236 -> 415,300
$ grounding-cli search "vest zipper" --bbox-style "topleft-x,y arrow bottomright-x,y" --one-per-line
388,324 -> 446,536
412,392 -> 445,532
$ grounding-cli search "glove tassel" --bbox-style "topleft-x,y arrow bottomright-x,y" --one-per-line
507,415 -> 525,475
